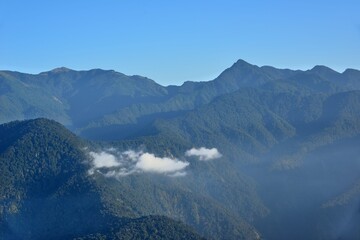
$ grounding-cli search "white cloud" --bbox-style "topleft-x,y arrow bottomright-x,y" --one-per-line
185,147 -> 222,161
89,151 -> 121,168
88,149 -> 189,177
135,153 -> 189,173
88,147 -> 222,178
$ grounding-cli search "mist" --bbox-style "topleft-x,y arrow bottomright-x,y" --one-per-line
185,147 -> 222,161
248,136 -> 360,240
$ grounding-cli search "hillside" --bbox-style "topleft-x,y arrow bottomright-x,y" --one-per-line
0,119 -> 205,240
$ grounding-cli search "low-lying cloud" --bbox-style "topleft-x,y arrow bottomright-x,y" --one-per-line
88,147 -> 221,178
89,152 -> 121,168
185,147 -> 222,161
88,149 -> 188,177
135,153 -> 189,173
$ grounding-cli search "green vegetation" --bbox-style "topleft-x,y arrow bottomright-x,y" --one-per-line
1,60 -> 360,239
74,216 -> 205,240
2,59 -> 359,141
0,119 -> 205,240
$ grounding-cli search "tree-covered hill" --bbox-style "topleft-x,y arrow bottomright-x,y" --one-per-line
0,118 -> 266,240
0,119 -> 206,240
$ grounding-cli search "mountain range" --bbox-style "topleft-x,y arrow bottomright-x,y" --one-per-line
1,60 -> 360,239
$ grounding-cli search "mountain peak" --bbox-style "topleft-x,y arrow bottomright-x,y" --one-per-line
310,65 -> 339,74
232,59 -> 254,68
343,68 -> 360,74
50,67 -> 73,73
0,118 -> 78,150
224,59 -> 260,74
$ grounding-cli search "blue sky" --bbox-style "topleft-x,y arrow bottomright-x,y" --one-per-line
0,0 -> 359,85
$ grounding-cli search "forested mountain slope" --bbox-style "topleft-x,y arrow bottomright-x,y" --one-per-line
0,119 -> 205,240
2,59 -> 359,140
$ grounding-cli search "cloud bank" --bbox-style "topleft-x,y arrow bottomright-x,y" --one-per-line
135,153 -> 189,173
89,152 -> 121,168
185,147 -> 222,161
88,149 -> 188,177
88,147 -> 221,178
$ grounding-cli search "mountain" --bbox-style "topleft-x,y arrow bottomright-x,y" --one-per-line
0,69 -> 168,127
2,60 -> 359,141
0,119 -> 205,240
1,59 -> 360,239
0,118 -> 268,240
143,84 -> 360,239
103,79 -> 360,239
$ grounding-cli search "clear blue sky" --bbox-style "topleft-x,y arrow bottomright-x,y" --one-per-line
1,0 -> 359,85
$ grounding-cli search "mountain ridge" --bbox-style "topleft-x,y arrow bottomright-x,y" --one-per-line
1,59 -> 360,239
